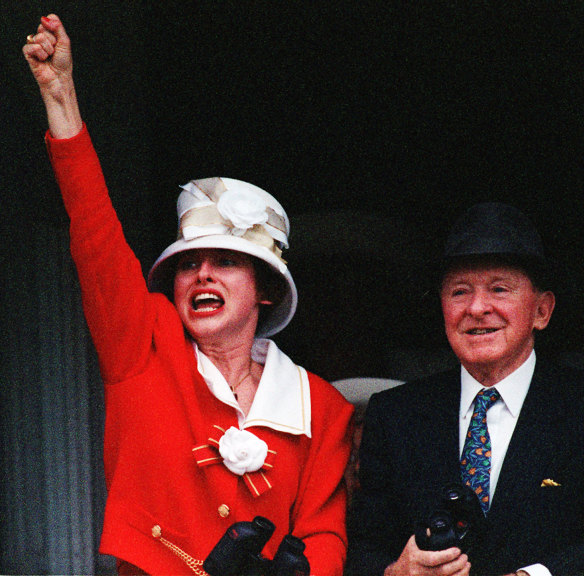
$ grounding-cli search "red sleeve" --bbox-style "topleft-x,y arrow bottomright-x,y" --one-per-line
293,375 -> 355,576
46,125 -> 163,383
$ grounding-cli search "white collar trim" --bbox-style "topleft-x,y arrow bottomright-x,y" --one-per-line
194,339 -> 311,437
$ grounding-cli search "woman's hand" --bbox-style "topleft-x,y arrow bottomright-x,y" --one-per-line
23,15 -> 72,94
23,14 -> 82,138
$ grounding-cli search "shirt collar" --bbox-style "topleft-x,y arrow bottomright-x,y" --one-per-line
195,339 -> 311,437
460,350 -> 536,419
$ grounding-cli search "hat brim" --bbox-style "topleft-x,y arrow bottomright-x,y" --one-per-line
147,234 -> 298,338
435,251 -> 554,295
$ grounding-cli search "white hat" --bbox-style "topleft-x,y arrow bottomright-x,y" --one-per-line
148,177 -> 297,337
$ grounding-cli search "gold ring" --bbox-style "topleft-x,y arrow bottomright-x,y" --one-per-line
26,34 -> 35,44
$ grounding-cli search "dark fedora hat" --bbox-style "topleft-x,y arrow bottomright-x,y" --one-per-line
441,202 -> 549,288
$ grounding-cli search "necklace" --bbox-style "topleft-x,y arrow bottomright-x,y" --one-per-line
230,369 -> 252,398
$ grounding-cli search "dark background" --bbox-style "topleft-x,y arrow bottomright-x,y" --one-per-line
4,1 -> 584,380
1,1 -> 583,572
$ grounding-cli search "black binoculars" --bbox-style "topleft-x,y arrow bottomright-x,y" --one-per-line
203,516 -> 310,576
415,482 -> 485,554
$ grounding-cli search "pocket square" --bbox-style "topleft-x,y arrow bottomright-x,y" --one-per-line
541,478 -> 561,487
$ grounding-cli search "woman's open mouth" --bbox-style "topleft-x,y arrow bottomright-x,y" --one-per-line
192,292 -> 224,313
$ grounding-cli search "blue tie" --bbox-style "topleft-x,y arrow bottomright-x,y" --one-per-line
460,388 -> 500,514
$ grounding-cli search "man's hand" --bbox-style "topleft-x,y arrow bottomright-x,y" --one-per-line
384,535 -> 471,576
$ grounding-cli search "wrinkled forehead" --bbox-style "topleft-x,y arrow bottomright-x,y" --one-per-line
441,255 -> 537,288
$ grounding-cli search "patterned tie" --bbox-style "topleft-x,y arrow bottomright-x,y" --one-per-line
460,388 -> 500,514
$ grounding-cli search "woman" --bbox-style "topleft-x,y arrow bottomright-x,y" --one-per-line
23,15 -> 354,575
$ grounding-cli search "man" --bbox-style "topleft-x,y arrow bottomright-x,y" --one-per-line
347,203 -> 584,576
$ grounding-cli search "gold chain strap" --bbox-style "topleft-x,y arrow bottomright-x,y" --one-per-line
152,525 -> 210,576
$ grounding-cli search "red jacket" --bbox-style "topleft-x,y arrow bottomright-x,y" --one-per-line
46,125 -> 354,575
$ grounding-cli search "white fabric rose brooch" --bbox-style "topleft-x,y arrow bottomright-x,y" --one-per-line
217,189 -> 269,236
218,426 -> 269,475
192,425 -> 276,497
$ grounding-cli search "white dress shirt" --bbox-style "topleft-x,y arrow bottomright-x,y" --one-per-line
459,350 -> 551,576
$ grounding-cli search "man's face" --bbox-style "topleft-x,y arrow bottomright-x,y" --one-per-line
440,263 -> 555,384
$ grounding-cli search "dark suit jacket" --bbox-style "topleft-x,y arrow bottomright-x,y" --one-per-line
347,360 -> 584,576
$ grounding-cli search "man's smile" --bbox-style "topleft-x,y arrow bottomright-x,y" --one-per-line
465,328 -> 501,335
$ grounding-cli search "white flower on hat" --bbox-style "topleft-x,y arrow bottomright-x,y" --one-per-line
218,427 -> 268,475
217,188 -> 269,236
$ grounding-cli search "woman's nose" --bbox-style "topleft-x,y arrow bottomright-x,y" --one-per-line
195,259 -> 214,283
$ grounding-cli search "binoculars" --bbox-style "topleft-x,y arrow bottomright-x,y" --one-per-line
415,482 -> 485,554
203,516 -> 310,576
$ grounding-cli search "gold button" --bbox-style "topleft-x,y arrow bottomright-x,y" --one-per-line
218,504 -> 230,518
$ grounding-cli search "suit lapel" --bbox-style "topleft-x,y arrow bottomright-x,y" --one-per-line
402,369 -> 463,511
488,361 -> 560,517
421,369 -> 462,484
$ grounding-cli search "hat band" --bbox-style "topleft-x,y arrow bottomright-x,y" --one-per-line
180,206 -> 286,265
184,178 -> 288,239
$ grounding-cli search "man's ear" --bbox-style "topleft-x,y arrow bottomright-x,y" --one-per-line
533,290 -> 555,331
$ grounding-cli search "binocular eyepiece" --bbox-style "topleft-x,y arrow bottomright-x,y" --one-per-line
203,516 -> 310,576
415,483 -> 485,554
271,534 -> 310,576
